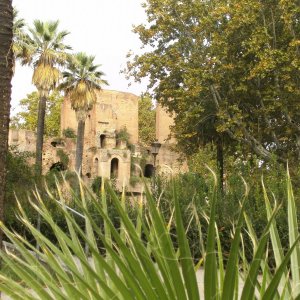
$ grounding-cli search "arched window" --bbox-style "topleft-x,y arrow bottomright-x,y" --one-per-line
94,158 -> 99,176
144,164 -> 154,178
100,134 -> 106,148
110,158 -> 119,179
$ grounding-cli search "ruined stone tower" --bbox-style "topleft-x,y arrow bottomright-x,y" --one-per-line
60,89 -> 139,189
9,89 -> 187,192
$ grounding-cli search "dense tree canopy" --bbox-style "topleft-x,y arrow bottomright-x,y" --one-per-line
11,91 -> 63,136
138,93 -> 156,145
127,0 -> 300,163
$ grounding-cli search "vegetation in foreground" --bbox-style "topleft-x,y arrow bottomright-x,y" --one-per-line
0,169 -> 300,299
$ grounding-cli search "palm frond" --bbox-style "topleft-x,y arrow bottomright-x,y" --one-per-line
60,52 -> 108,116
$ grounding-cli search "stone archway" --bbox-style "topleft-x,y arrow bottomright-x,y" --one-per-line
144,164 -> 154,178
110,158 -> 119,179
100,134 -> 106,148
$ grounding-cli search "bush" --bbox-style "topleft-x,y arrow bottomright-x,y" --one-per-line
56,149 -> 69,167
5,149 -> 36,229
91,176 -> 102,194
116,126 -> 130,142
155,166 -> 291,267
1,170 -> 300,299
62,127 -> 76,138
130,176 -> 142,187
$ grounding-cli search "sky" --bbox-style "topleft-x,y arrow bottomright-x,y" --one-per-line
11,0 -> 148,114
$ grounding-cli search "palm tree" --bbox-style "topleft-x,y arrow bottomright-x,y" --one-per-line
0,0 -> 13,248
22,20 -> 71,175
60,52 -> 107,173
12,8 -> 29,71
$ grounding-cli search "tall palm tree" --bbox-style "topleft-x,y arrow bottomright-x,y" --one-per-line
60,52 -> 107,173
0,0 -> 13,248
22,20 -> 71,175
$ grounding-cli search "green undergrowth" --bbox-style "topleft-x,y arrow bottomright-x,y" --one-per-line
1,168 -> 300,299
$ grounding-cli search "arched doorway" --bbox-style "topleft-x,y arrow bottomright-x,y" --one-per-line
110,158 -> 119,179
144,164 -> 154,178
100,134 -> 106,148
94,158 -> 99,176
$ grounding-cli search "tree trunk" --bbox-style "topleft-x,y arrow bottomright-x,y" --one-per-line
216,137 -> 224,194
0,0 -> 13,250
35,94 -> 47,175
75,120 -> 85,174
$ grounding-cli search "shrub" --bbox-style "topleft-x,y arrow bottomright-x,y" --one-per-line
116,126 -> 130,142
4,149 -> 36,228
1,170 -> 300,299
56,149 -> 69,167
155,168 -> 292,267
130,176 -> 142,187
62,127 -> 76,138
91,176 -> 102,194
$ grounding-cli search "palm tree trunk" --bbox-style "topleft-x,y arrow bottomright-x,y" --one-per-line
0,0 -> 13,250
75,120 -> 85,174
35,93 -> 47,175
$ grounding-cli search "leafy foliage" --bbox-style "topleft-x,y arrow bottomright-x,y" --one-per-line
91,176 -> 102,194
116,126 -> 131,142
127,0 -> 300,163
19,19 -> 71,175
22,20 -> 71,94
12,8 -> 30,69
56,148 -> 69,167
4,147 -> 35,229
138,93 -> 156,146
2,170 -> 300,299
62,127 -> 76,138
60,52 -> 107,120
59,52 -> 107,172
10,91 -> 63,136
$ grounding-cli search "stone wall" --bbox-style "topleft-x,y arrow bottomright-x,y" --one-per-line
61,89 -> 139,147
155,104 -> 188,174
9,90 -> 188,193
9,129 -> 36,153
156,104 -> 176,144
9,129 -> 77,174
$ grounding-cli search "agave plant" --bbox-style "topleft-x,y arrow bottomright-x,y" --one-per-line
0,170 -> 299,299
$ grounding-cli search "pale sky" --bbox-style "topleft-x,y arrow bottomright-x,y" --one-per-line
11,0 -> 148,114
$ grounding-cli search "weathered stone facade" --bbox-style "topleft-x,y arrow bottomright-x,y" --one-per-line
60,90 -> 139,189
9,89 -> 187,191
61,89 -> 139,144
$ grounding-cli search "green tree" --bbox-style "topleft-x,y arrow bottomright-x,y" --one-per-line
60,52 -> 107,173
5,148 -> 35,224
138,93 -> 156,146
127,0 -> 300,165
11,91 -> 63,136
21,20 -> 71,175
0,0 -> 13,249
12,8 -> 30,71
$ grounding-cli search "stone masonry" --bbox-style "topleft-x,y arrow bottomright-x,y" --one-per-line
9,89 -> 187,191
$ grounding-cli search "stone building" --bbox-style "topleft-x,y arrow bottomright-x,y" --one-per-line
60,89 -> 139,190
9,89 -> 187,191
